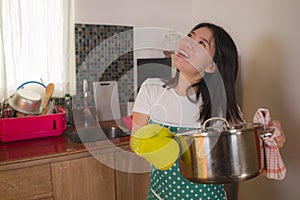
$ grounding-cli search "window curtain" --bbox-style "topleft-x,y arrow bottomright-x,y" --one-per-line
0,0 -> 75,99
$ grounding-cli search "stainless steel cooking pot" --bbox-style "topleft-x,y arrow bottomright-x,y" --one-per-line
175,117 -> 273,183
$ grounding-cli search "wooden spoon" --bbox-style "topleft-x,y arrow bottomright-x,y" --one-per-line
42,83 -> 55,115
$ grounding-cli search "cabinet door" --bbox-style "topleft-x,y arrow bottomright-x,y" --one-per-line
114,149 -> 151,200
51,154 -> 115,200
0,164 -> 52,200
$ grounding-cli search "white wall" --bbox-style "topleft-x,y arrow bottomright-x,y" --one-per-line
75,0 -> 300,199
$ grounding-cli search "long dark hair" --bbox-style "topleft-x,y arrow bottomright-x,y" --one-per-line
164,23 -> 243,123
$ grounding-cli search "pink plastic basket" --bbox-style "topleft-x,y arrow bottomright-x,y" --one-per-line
0,107 -> 67,142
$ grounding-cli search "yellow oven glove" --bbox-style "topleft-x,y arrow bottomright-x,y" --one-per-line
131,124 -> 179,170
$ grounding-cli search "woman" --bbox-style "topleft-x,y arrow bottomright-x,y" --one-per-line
131,23 -> 285,200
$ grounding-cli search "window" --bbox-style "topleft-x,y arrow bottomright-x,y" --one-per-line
0,0 -> 75,99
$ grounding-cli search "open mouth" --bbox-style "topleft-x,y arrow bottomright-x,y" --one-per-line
175,49 -> 190,59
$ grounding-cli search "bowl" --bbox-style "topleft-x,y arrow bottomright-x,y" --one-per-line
8,88 -> 43,115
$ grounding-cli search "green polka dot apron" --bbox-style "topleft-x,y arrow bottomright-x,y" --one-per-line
147,120 -> 227,200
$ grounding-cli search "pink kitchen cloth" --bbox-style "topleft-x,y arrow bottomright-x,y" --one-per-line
122,115 -> 133,131
253,108 -> 287,180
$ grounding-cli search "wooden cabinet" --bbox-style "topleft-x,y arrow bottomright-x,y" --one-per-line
0,164 -> 52,200
51,153 -> 115,200
0,144 -> 151,200
115,170 -> 150,200
114,147 -> 151,200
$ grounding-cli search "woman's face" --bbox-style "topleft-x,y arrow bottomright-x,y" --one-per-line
173,27 -> 216,79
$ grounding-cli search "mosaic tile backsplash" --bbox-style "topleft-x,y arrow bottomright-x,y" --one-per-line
73,24 -> 134,108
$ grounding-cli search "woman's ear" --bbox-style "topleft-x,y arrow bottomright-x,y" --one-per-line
204,63 -> 216,73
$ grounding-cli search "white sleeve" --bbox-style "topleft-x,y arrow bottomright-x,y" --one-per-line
132,79 -> 153,115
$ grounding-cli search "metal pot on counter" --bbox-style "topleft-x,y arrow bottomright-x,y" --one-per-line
175,117 -> 273,184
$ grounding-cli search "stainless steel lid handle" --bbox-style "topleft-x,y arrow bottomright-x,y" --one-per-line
202,117 -> 230,130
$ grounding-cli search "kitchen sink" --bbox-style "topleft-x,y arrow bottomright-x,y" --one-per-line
68,127 -> 130,144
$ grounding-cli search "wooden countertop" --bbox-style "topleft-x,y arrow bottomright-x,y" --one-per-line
0,121 -> 131,169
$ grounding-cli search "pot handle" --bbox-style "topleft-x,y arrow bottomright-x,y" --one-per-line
16,81 -> 46,90
202,117 -> 230,129
260,128 -> 275,141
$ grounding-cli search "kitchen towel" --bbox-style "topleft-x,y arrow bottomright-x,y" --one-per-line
122,115 -> 133,130
253,108 -> 287,180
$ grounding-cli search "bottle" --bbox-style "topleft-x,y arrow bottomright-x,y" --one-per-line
64,93 -> 73,127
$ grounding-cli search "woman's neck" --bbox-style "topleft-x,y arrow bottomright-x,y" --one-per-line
175,74 -> 201,96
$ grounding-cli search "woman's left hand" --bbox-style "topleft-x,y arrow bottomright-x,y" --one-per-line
268,120 -> 286,148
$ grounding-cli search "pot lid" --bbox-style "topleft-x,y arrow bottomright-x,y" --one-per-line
176,117 -> 263,137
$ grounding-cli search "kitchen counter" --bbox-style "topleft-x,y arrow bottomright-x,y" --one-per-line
0,121 -> 131,170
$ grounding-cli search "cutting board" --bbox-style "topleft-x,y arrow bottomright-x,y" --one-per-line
93,81 -> 121,121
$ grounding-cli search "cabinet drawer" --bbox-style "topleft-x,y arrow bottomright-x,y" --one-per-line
0,164 -> 52,199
